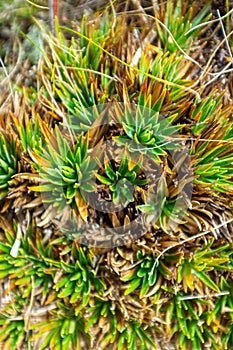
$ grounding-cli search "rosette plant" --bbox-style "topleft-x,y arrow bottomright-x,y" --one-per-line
0,134 -> 18,199
116,105 -> 183,162
29,126 -> 96,221
96,154 -> 147,206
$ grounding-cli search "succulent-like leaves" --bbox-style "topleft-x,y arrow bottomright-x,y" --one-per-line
157,0 -> 211,53
96,154 -> 147,206
29,127 -> 96,220
0,134 -> 18,198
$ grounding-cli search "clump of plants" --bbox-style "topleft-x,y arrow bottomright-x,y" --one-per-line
0,1 -> 233,349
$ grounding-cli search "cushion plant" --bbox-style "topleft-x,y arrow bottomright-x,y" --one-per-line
0,1 -> 233,350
